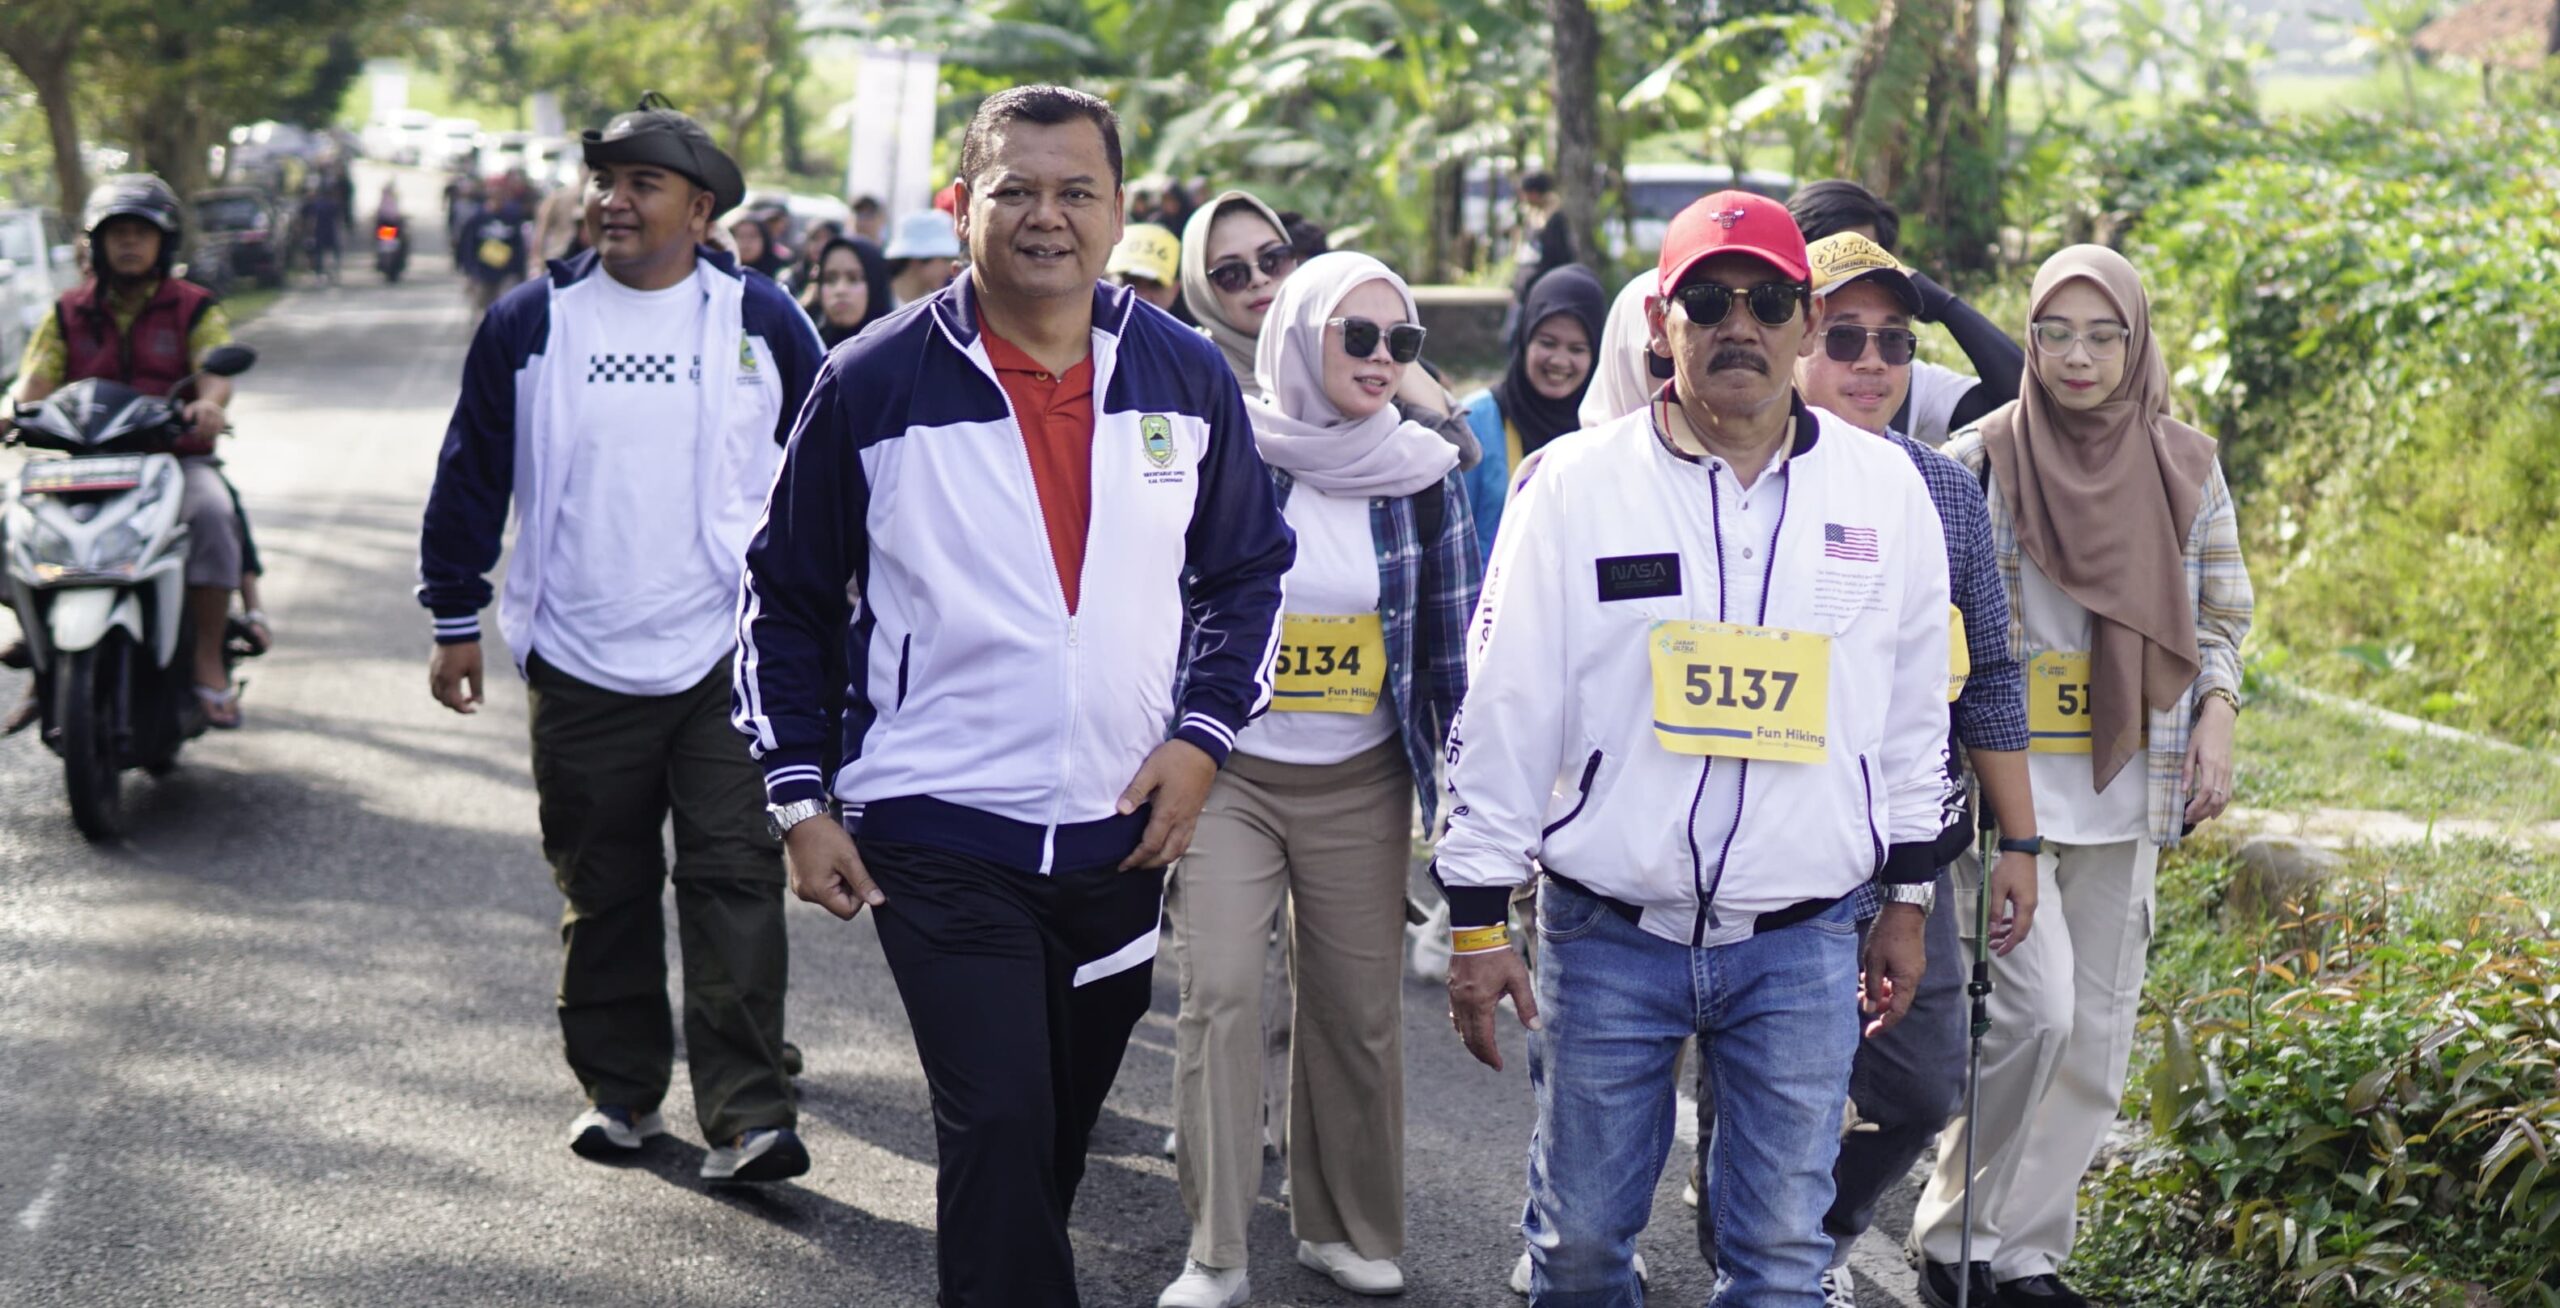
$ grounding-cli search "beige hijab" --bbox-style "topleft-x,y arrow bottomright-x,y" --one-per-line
1982,245 -> 2219,790
1179,191 -> 1291,400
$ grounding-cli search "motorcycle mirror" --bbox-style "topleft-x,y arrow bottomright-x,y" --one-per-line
201,345 -> 258,378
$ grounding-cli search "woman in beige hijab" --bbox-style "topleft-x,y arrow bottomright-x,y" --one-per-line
1910,245 -> 2252,1308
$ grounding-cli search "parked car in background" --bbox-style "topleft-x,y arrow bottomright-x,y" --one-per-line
480,131 -> 535,179
427,119 -> 482,170
192,188 -> 288,291
363,109 -> 439,165
1460,159 -> 1796,266
525,135 -> 581,190
0,207 -> 84,339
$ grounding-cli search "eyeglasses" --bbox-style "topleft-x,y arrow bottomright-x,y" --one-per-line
2030,320 -> 2128,360
1673,279 -> 1806,329
1206,242 -> 1299,294
1328,316 -> 1427,364
1822,325 -> 1918,366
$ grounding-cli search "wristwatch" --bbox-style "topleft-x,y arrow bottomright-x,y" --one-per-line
1997,834 -> 2045,856
1884,880 -> 1936,915
766,798 -> 830,841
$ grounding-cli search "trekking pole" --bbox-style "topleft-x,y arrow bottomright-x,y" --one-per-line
1956,823 -> 1996,1308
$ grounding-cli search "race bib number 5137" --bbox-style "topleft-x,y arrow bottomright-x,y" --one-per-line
1647,621 -> 1831,763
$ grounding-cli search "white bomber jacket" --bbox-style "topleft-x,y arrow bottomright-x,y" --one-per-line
1434,396 -> 1954,949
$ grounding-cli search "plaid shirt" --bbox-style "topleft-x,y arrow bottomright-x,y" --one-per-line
1890,429 -> 2029,756
1252,469 -> 1482,828
1944,429 -> 2254,848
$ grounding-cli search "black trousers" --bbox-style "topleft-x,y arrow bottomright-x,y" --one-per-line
860,837 -> 1164,1308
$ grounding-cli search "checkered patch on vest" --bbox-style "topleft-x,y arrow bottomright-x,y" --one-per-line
587,352 -> 683,384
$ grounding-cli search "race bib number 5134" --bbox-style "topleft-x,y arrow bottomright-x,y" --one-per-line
1271,612 -> 1387,714
1647,621 -> 1831,763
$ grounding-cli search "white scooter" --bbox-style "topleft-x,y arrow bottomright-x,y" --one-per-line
2,344 -> 257,839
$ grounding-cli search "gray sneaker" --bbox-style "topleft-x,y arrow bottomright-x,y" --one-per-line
700,1126 -> 809,1183
567,1105 -> 665,1159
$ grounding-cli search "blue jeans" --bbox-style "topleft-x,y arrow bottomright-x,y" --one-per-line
1524,875 -> 1863,1307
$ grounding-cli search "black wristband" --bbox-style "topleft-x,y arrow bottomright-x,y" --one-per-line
1997,835 -> 2044,856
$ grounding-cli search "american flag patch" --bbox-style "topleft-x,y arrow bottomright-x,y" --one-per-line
1824,523 -> 1880,561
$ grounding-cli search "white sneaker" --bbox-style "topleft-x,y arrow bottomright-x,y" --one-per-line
1820,1264 -> 1858,1308
1297,1240 -> 1403,1296
1164,1128 -> 1179,1160
1157,1260 -> 1249,1308
567,1105 -> 664,1159
1510,1250 -> 1647,1296
1682,1179 -> 1699,1208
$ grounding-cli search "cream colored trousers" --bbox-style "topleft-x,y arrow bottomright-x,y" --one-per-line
1913,838 -> 2160,1280
1169,740 -> 1413,1269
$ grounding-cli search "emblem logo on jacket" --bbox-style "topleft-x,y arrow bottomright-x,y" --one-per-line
1141,414 -> 1175,467
738,336 -> 759,373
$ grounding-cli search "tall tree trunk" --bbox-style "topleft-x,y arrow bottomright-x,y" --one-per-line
1839,0 -> 1997,273
0,4 -> 87,224
31,60 -> 87,227
1548,0 -> 1603,271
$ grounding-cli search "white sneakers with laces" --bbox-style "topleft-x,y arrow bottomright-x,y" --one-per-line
1157,1260 -> 1249,1308
1297,1241 -> 1403,1296
1821,1264 -> 1860,1307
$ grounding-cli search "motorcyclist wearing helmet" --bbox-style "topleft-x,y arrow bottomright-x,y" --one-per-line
7,174 -> 259,729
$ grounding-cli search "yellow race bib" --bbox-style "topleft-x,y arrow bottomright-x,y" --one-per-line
1271,613 -> 1386,714
478,237 -> 514,268
2028,651 -> 2094,753
1947,604 -> 1971,704
1647,621 -> 1831,763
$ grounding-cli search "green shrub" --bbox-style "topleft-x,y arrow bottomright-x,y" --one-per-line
2084,851 -> 2560,1305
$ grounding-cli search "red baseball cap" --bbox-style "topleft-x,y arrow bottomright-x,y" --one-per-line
1657,191 -> 1809,295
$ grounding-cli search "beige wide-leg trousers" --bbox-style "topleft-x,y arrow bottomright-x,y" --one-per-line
1170,740 -> 1413,1269
1913,838 -> 2160,1280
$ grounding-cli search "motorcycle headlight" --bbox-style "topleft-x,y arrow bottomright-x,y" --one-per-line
17,517 -> 76,569
87,522 -> 147,573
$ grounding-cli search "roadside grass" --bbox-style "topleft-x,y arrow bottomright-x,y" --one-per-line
2236,681 -> 2560,825
223,285 -> 283,327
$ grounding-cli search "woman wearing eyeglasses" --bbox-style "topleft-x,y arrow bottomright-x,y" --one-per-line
1911,245 -> 2252,1308
1158,252 -> 1480,1308
1457,263 -> 1606,562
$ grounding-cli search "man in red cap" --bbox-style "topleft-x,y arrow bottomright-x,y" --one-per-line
1435,190 -> 1953,1305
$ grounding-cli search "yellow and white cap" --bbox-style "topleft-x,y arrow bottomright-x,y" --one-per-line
1108,223 -> 1181,286
1806,232 -> 1922,313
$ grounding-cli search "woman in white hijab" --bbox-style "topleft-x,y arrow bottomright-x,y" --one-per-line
1158,252 -> 1481,1308
1578,267 -> 1665,429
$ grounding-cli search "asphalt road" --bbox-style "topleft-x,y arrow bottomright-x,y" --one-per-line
0,168 -> 1930,1307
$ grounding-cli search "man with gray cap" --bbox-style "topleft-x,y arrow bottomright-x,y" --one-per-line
418,94 -> 828,1182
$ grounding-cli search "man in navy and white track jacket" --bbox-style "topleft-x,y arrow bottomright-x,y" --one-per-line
731,87 -> 1292,1306
417,102 -> 827,1185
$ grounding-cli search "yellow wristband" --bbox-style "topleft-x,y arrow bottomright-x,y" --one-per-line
1452,924 -> 1510,954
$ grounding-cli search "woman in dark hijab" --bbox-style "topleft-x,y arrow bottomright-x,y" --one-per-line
1456,263 -> 1607,560
798,236 -> 873,349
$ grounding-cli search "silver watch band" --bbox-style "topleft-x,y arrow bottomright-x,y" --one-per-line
767,798 -> 829,836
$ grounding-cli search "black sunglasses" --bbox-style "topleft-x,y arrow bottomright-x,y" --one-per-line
1822,325 -> 1918,366
1206,242 -> 1299,294
1673,279 -> 1806,328
1329,316 -> 1427,364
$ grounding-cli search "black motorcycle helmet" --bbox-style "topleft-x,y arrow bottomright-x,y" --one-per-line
81,173 -> 184,276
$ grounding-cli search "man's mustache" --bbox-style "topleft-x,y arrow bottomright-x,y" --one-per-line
1707,347 -> 1767,374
